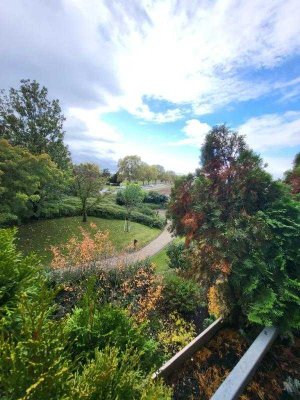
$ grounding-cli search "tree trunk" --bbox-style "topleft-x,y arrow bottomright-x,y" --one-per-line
125,211 -> 131,232
82,200 -> 87,222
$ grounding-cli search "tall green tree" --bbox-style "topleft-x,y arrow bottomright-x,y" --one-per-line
0,79 -> 70,169
118,184 -> 145,232
153,165 -> 165,183
0,139 -> 67,225
118,155 -> 142,182
73,163 -> 105,222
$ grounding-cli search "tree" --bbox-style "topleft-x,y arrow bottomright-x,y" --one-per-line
101,168 -> 111,181
285,152 -> 300,195
0,79 -> 70,169
138,162 -> 149,185
153,165 -> 165,183
109,171 -> 122,186
118,184 -> 145,232
165,170 -> 176,183
73,163 -> 105,222
118,155 -> 142,182
0,139 -> 67,225
169,125 -> 299,331
144,165 -> 159,184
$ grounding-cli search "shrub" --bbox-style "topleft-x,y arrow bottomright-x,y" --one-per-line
70,346 -> 171,400
158,313 -> 196,356
0,289 -> 70,400
161,275 -> 204,314
90,203 -> 165,229
144,191 -> 168,205
207,278 -> 232,319
136,204 -> 156,217
116,189 -> 125,205
50,225 -> 114,270
4,194 -> 166,229
166,241 -> 189,270
64,303 -> 160,371
0,228 -> 39,307
0,229 -> 171,399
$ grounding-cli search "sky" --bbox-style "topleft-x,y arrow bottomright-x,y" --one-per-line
1,0 -> 300,177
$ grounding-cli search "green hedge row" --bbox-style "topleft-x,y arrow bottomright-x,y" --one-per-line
25,196 -> 165,229
1,196 -> 165,229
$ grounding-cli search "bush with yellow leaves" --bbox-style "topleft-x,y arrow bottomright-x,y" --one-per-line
207,278 -> 232,319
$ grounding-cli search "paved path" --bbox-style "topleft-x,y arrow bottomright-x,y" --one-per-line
98,224 -> 173,270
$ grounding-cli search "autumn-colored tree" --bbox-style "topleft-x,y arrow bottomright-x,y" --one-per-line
73,163 -> 105,222
0,79 -> 70,170
169,125 -> 300,330
285,152 -> 300,195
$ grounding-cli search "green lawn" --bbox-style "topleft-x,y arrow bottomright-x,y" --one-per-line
17,216 -> 161,265
150,238 -> 184,275
150,246 -> 171,275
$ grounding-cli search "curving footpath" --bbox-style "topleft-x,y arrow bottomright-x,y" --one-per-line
98,224 -> 173,270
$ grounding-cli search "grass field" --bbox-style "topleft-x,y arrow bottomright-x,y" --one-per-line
150,238 -> 185,275
17,216 -> 161,264
150,246 -> 170,274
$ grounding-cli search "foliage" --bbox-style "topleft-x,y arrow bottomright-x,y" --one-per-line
117,155 -> 175,184
285,152 -> 300,195
0,228 -> 172,399
0,228 -> 39,307
169,125 -> 300,331
17,216 -> 161,264
157,313 -> 196,356
162,274 -> 204,315
144,190 -> 168,204
50,223 -> 114,269
0,286 -> 70,400
73,163 -> 106,222
108,171 -> 122,185
166,241 -> 189,270
69,346 -> 171,400
0,79 -> 70,169
64,302 -> 160,371
118,184 -> 145,231
119,263 -> 164,323
207,278 -> 232,319
230,197 -> 300,329
15,195 -> 165,229
91,202 -> 164,228
118,155 -> 143,182
0,139 -> 68,224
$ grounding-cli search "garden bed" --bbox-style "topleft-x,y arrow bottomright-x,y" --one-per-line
167,328 -> 300,400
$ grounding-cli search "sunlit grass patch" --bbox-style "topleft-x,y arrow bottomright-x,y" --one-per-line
17,216 -> 161,264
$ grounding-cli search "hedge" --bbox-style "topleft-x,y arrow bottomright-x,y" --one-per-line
0,196 -> 165,229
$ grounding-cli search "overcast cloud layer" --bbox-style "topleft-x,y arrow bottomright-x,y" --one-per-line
1,0 -> 300,176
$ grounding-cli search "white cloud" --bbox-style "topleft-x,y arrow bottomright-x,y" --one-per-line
238,111 -> 300,151
67,107 -> 122,142
108,0 -> 300,117
133,104 -> 183,123
3,0 -> 298,118
263,155 -> 295,179
171,119 -> 211,146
